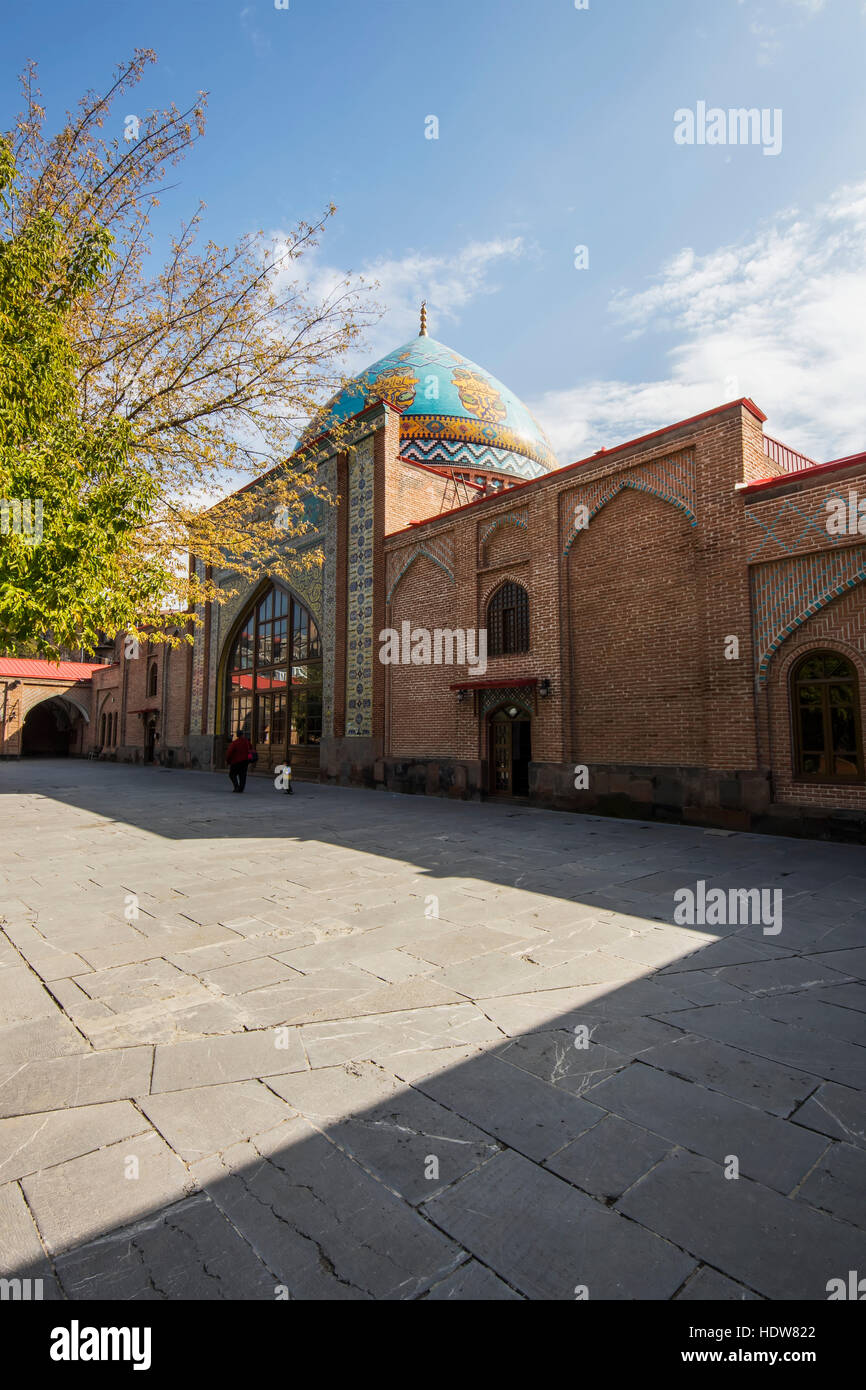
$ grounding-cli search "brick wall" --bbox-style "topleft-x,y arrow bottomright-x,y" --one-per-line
384,457 -> 448,534
380,402 -> 865,837
567,486 -> 706,766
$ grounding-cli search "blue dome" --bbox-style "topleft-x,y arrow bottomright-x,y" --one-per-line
320,333 -> 557,480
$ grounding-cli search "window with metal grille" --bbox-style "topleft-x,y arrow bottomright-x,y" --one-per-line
487,581 -> 529,656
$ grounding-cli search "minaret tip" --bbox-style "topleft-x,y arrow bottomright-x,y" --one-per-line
419,300 -> 428,337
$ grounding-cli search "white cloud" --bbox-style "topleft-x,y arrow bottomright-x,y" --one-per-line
294,236 -> 527,370
532,181 -> 866,466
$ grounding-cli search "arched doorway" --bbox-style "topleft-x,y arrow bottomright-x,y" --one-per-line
21,697 -> 80,757
224,583 -> 323,777
488,705 -> 532,797
144,718 -> 158,764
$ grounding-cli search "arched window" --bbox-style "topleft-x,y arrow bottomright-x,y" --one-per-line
100,713 -> 106,746
487,581 -> 530,656
226,585 -> 322,749
147,662 -> 158,698
791,652 -> 863,782
111,713 -> 117,746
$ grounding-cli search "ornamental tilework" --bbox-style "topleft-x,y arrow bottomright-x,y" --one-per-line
346,437 -> 375,736
479,686 -> 535,717
386,535 -> 455,605
320,458 -> 338,740
401,413 -> 554,471
320,333 -> 558,475
480,508 -> 529,552
750,545 -> 866,686
189,558 -> 206,735
745,487 -> 854,564
400,438 -> 547,480
562,451 -> 697,554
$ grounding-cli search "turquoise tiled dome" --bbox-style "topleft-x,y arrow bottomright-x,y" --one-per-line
320,332 -> 558,480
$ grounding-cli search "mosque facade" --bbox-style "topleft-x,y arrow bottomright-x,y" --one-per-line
2,311 -> 865,841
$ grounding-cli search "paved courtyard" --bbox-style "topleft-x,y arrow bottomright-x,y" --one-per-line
1,759 -> 865,1301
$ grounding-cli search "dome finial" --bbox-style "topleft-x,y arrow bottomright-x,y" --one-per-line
419,300 -> 428,337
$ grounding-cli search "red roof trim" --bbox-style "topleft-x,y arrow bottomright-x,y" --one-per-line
0,659 -> 106,681
386,399 -> 766,539
741,450 -> 866,495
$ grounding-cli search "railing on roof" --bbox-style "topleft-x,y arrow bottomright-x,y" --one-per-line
763,434 -> 818,475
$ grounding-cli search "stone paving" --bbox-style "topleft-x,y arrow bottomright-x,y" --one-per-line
1,759 -> 865,1301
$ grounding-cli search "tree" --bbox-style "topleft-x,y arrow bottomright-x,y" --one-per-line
3,52 -> 375,654
0,137 -> 161,655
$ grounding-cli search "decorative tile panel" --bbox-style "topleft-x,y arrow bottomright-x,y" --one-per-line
750,545 -> 866,685
386,535 -> 455,605
480,508 -> 529,552
345,436 -> 375,736
745,486 -> 857,564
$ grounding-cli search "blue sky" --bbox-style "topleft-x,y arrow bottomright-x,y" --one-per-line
4,0 -> 866,462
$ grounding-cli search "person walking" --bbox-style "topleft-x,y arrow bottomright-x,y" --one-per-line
226,729 -> 253,793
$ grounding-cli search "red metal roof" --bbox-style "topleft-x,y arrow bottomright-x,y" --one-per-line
742,450 -> 866,494
0,659 -> 106,682
387,398 -> 769,539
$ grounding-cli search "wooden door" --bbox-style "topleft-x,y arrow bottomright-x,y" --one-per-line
490,714 -> 512,794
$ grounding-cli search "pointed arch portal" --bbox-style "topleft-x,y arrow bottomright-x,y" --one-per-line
225,583 -> 323,773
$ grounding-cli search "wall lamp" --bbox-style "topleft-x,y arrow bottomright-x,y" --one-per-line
539,678 -> 552,698
456,689 -> 467,704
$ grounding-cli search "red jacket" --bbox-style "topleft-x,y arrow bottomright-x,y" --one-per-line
226,736 -> 253,765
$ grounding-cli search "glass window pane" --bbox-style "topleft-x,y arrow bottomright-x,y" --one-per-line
231,622 -> 253,670
829,683 -> 854,707
229,694 -> 253,740
307,691 -> 322,743
799,706 -> 825,750
258,591 -> 274,623
273,619 -> 288,664
290,690 -> 322,746
258,624 -> 273,666
293,606 -> 309,660
823,655 -> 852,678
802,752 -> 826,774
291,662 -> 322,688
256,694 -> 272,745
274,588 -> 288,618
272,693 -> 287,745
796,656 -> 826,681
831,704 -> 856,754
256,668 -> 285,692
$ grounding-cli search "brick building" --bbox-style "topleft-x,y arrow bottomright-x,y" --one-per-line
4,312 -> 864,840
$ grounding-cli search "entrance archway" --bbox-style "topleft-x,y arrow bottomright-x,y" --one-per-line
21,697 -> 81,757
222,582 -> 323,778
488,705 -> 532,797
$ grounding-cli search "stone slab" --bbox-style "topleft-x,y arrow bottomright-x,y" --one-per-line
424,1148 -> 694,1300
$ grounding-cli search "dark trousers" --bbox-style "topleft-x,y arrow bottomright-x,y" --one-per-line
229,760 -> 249,792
